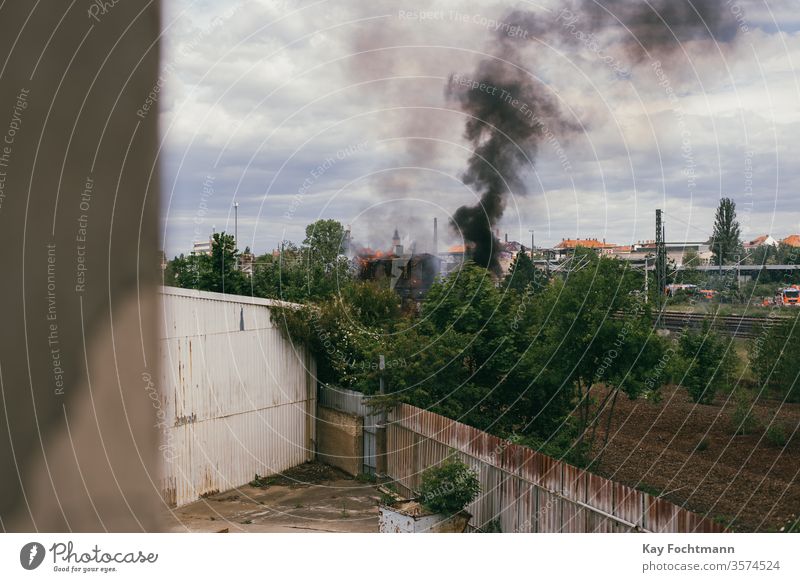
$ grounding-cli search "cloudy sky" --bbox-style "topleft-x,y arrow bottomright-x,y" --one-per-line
159,0 -> 800,257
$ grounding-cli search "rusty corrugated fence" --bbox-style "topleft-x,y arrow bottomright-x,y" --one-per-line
158,287 -> 316,507
387,403 -> 723,533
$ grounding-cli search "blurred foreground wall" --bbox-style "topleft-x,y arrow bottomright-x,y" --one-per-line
0,2 -> 162,531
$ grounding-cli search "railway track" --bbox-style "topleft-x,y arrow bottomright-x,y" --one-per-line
656,311 -> 789,338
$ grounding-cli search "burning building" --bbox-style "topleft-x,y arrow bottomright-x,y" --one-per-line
355,226 -> 442,304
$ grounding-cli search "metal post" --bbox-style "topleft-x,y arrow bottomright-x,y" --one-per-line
379,355 -> 385,395
234,201 -> 239,248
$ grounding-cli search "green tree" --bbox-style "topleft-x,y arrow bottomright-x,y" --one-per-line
513,250 -> 667,456
749,312 -> 800,402
709,197 -> 742,266
299,219 -> 352,300
502,248 -> 546,293
251,220 -> 355,302
677,323 -> 737,404
199,232 -> 247,294
747,244 -> 776,267
678,249 -> 704,285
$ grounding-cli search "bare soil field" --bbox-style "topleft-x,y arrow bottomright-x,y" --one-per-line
590,384 -> 800,532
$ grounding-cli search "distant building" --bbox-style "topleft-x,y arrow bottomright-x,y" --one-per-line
553,238 -> 616,259
745,234 -> 779,249
439,243 -> 468,276
192,238 -> 213,256
782,234 -> 800,247
238,251 -> 255,275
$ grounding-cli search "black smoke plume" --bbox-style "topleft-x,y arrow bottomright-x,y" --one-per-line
448,2 -> 736,272
447,13 -> 573,273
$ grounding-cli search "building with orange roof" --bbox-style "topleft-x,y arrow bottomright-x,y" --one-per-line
782,234 -> 800,247
553,238 -> 616,259
745,234 -> 778,249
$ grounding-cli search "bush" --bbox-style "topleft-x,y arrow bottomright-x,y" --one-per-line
418,455 -> 481,516
731,389 -> 760,435
765,423 -> 789,447
749,312 -> 800,402
677,324 -> 737,404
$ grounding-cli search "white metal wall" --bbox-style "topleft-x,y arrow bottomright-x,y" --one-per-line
158,287 -> 316,507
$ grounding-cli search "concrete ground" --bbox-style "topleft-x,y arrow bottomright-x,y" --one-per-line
161,463 -> 381,533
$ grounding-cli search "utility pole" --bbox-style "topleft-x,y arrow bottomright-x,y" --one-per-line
234,201 -> 239,249
644,256 -> 649,303
233,201 -> 239,269
655,209 -> 667,310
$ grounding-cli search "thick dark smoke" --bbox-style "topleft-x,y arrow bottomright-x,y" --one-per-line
448,1 -> 737,271
446,13 -> 573,272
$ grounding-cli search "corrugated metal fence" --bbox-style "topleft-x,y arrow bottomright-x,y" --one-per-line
158,287 -> 316,507
387,403 -> 724,533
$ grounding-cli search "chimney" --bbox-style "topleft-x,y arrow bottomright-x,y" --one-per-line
504,232 -> 508,243
433,217 -> 438,255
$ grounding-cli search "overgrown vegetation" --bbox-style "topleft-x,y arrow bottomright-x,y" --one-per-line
750,312 -> 800,403
677,323 -> 737,404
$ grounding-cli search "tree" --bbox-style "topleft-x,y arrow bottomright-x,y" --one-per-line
302,219 -> 347,264
199,232 -> 247,294
299,219 -> 352,300
747,244 -> 776,267
677,323 -> 737,404
503,248 -> 547,293
513,250 -> 668,458
251,220 -> 354,302
165,233 -> 247,294
709,197 -> 742,266
749,312 -> 800,402
677,249 -> 704,285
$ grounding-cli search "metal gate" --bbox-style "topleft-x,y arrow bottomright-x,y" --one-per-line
362,407 -> 381,475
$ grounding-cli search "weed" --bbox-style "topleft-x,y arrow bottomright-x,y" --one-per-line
766,423 -> 788,447
355,472 -> 377,483
695,438 -> 710,452
241,519 -> 252,524
249,474 -> 270,488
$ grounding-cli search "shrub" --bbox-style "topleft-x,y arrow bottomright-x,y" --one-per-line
418,455 -> 480,516
731,389 -> 760,435
677,324 -> 737,404
749,312 -> 800,402
765,423 -> 789,447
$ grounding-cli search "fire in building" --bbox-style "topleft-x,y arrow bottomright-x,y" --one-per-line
356,226 -> 441,304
